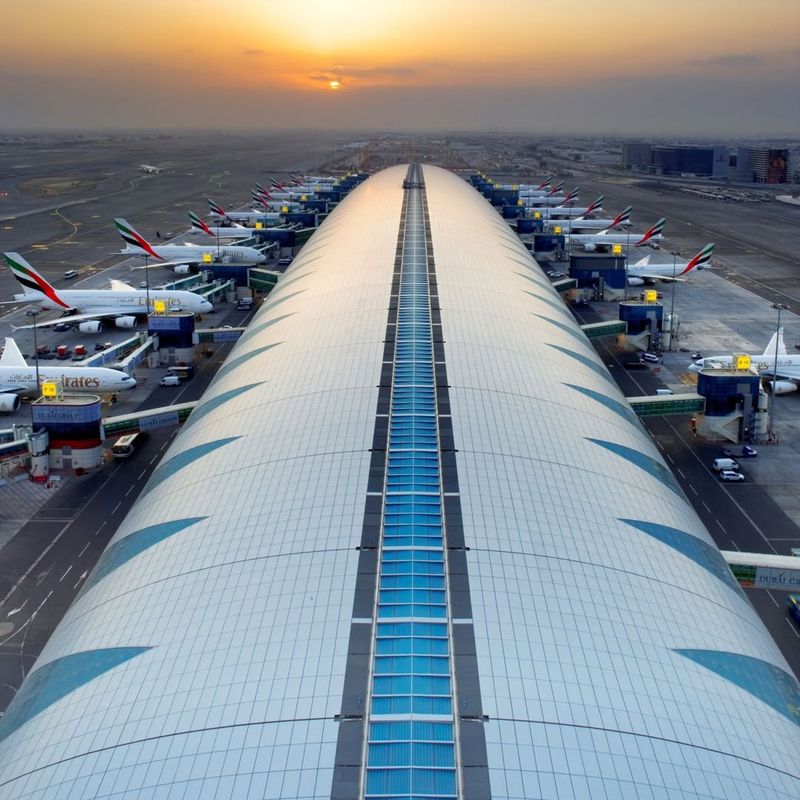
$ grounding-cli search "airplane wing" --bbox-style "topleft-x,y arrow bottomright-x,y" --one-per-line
11,311 -> 130,330
0,383 -> 26,394
109,278 -> 135,291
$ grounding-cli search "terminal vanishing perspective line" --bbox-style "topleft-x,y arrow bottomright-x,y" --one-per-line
332,165 -> 489,799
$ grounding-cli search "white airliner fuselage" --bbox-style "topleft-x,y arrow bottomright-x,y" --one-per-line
120,243 -> 266,264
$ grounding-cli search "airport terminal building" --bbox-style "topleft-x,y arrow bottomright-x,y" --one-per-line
0,165 -> 798,798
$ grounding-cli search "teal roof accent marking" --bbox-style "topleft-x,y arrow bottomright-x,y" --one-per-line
547,343 -> 617,388
565,383 -> 640,427
0,648 -> 151,743
675,649 -> 800,728
142,437 -> 240,497
523,290 -> 572,320
587,437 -> 682,495
237,312 -> 296,345
183,383 -> 264,431
620,519 -> 745,598
83,518 -> 207,593
213,342 -> 282,383
272,269 -> 315,293
534,313 -> 591,351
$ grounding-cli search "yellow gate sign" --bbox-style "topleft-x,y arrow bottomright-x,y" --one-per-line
644,290 -> 657,303
41,380 -> 59,398
153,298 -> 167,314
735,353 -> 751,371
202,252 -> 213,264
612,244 -> 623,255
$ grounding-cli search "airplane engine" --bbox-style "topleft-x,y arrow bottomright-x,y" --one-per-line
769,380 -> 798,395
78,321 -> 103,334
173,265 -> 191,275
114,316 -> 137,329
583,242 -> 597,252
0,394 -> 21,413
627,277 -> 644,286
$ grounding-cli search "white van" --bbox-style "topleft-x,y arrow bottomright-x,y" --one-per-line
712,457 -> 739,472
655,389 -> 674,396
160,375 -> 181,387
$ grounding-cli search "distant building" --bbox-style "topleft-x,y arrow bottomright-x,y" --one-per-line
621,141 -> 652,169
736,148 -> 790,183
623,143 -> 729,178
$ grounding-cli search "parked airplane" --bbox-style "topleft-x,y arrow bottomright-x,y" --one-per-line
524,196 -> 605,219
250,191 -> 298,214
257,182 -> 308,201
627,244 -> 715,285
521,188 -> 584,209
139,164 -> 161,174
3,252 -> 213,331
115,218 -> 267,264
519,180 -> 563,197
209,199 -> 285,222
565,218 -> 666,252
545,206 -> 633,233
188,211 -> 252,240
689,328 -> 800,394
0,337 -> 135,411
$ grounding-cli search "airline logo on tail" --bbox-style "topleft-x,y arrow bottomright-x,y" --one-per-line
251,190 -> 270,208
682,243 -> 715,275
269,178 -> 284,190
536,176 -> 552,190
602,205 -> 633,231
208,198 -> 227,217
189,211 -> 213,236
561,186 -> 580,205
580,196 -> 604,218
114,219 -> 163,260
4,252 -> 71,309
635,217 -> 666,245
546,180 -> 565,197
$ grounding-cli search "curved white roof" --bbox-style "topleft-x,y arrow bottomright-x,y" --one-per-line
0,164 -> 797,798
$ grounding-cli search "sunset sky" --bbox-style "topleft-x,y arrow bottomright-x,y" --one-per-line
3,0 -> 799,135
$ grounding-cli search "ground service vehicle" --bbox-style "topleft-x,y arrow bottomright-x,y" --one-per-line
788,595 -> 800,626
712,458 -> 739,472
719,470 -> 745,482
112,433 -> 144,458
160,375 -> 180,387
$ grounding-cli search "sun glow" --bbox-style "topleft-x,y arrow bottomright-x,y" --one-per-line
329,80 -> 341,91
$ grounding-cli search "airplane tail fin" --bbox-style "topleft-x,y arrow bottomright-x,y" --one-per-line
547,180 -> 564,196
583,195 -> 604,217
3,252 -> 71,309
0,337 -> 27,368
762,327 -> 788,358
635,217 -> 666,245
189,211 -> 214,236
114,218 -> 163,260
269,177 -> 283,189
251,191 -> 268,208
681,243 -> 715,275
536,176 -> 552,190
562,186 -> 580,204
208,198 -> 227,217
603,205 -> 633,231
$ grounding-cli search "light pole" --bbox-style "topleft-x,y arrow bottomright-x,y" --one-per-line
769,302 -> 788,440
25,309 -> 41,393
26,309 -> 40,430
668,250 -> 679,351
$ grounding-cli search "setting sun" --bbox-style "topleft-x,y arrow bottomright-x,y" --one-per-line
329,80 -> 341,91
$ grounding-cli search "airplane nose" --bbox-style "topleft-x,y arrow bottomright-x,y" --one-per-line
127,379 -> 137,388
202,301 -> 214,312
688,363 -> 700,372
